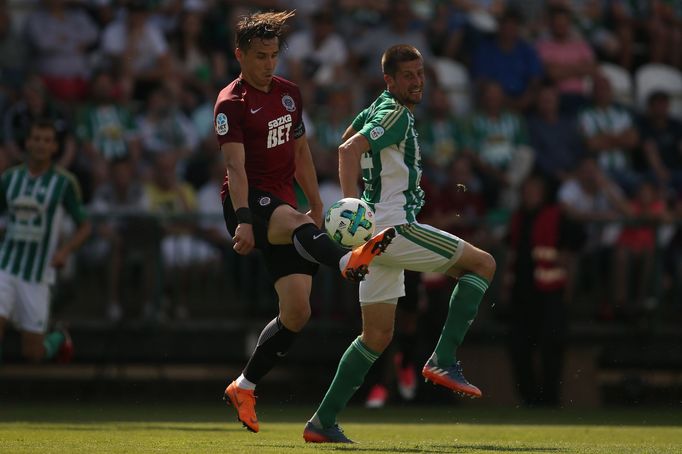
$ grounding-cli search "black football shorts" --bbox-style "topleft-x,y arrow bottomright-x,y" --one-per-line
223,188 -> 318,281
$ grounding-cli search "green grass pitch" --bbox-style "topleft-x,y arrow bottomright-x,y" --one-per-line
1,403 -> 681,453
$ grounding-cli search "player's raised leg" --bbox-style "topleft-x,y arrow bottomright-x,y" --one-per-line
304,301 -> 397,443
225,273 -> 312,432
268,204 -> 395,282
423,242 -> 495,398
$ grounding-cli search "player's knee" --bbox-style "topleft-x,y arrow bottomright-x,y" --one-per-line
279,300 -> 311,331
361,326 -> 394,353
466,250 -> 495,282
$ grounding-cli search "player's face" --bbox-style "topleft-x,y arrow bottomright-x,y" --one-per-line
26,127 -> 58,163
386,59 -> 425,108
236,38 -> 279,90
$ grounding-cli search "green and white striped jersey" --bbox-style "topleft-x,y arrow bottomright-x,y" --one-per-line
76,104 -> 136,160
579,104 -> 633,171
352,90 -> 425,227
0,165 -> 87,284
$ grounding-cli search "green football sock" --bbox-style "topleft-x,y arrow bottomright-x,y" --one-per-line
312,337 -> 379,428
432,273 -> 489,367
43,331 -> 65,360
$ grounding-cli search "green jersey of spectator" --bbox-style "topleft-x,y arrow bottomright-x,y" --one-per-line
463,111 -> 529,169
76,104 -> 137,161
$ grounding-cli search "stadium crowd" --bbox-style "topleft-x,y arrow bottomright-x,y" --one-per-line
0,0 -> 681,334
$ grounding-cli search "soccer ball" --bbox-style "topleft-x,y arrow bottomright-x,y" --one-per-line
324,198 -> 376,249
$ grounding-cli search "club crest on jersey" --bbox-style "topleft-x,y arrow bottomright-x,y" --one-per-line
215,113 -> 228,135
282,94 -> 296,112
370,126 -> 385,140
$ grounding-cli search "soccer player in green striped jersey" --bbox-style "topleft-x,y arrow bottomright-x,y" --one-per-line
0,120 -> 91,364
304,45 -> 497,443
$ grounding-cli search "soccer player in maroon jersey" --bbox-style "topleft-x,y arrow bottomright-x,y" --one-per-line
214,11 -> 395,433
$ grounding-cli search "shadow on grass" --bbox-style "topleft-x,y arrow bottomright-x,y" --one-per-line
248,442 -> 567,453
3,404 -> 682,428
5,423 -> 237,433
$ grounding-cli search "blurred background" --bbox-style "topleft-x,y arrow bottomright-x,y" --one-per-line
1,0 -> 681,410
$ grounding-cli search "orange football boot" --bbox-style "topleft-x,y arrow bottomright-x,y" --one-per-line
224,381 -> 259,432
342,227 -> 396,281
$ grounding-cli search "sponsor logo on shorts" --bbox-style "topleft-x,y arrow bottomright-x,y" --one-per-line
215,113 -> 228,135
370,126 -> 384,140
259,197 -> 271,206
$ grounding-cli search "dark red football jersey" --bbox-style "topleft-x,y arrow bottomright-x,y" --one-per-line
214,75 -> 305,207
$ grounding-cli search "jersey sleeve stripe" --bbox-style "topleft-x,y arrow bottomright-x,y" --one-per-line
384,108 -> 406,131
379,107 -> 403,129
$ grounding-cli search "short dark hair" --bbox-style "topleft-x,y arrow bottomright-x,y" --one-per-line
381,44 -> 422,77
500,7 -> 523,24
28,118 -> 57,138
647,90 -> 670,105
548,5 -> 571,19
235,10 -> 294,51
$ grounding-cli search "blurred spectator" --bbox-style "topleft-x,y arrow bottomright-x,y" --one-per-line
180,83 -> 217,189
136,84 -> 199,169
527,84 -> 585,183
637,91 -> 682,195
196,154 -> 230,247
609,0 -> 682,69
558,157 -> 631,320
75,70 -> 141,189
613,179 -> 668,320
417,85 -> 464,185
471,8 -> 543,112
2,76 -> 76,169
170,9 -> 216,96
87,156 -> 153,322
505,173 -> 571,407
284,8 -> 349,100
453,0 -> 508,29
508,0 -> 548,36
536,5 -> 596,114
0,0 -> 29,109
559,157 -> 630,246
100,0 -> 172,101
144,153 -> 219,320
199,3 -> 245,84
579,73 -> 640,192
420,155 -> 487,242
425,1 -> 465,60
24,0 -> 98,102
463,81 -> 533,211
567,0 -> 621,64
312,85 -> 355,186
352,0 -> 431,91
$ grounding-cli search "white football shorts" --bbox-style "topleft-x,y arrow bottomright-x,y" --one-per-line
0,270 -> 50,333
359,222 -> 466,304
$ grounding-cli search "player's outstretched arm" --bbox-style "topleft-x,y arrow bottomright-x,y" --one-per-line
222,142 -> 254,255
338,131 -> 369,199
293,136 -> 324,226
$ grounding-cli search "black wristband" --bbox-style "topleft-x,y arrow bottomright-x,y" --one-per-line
235,207 -> 253,224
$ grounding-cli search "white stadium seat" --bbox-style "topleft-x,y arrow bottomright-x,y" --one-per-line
432,57 -> 471,116
599,63 -> 634,106
635,63 -> 682,118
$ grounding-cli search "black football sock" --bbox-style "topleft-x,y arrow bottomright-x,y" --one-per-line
292,223 -> 346,269
242,316 -> 298,384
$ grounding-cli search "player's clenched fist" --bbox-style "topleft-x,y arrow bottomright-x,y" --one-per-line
232,223 -> 255,255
